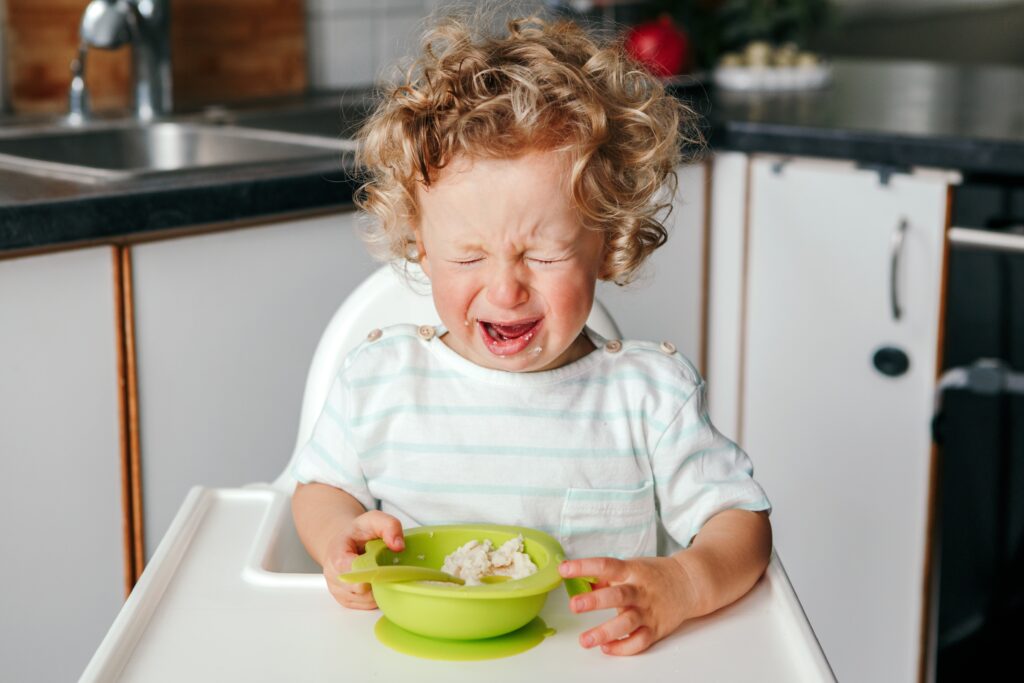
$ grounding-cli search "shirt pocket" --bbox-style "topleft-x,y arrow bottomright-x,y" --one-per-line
558,481 -> 657,559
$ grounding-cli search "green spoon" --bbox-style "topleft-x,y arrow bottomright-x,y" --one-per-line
338,566 -> 466,585
338,566 -> 517,585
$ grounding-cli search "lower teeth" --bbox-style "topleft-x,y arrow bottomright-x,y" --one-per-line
485,323 -> 522,342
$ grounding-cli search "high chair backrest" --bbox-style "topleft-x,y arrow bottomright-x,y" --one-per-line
273,262 -> 622,491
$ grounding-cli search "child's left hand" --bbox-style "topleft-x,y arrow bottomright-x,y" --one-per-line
558,555 -> 702,655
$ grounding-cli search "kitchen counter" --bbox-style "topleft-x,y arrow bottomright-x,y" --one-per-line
704,58 -> 1024,177
2,57 -> 1024,256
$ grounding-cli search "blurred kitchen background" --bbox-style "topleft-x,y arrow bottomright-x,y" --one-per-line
1,0 -> 1023,114
0,2 -> 1022,682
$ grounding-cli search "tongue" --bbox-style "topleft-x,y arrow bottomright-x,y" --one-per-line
491,321 -> 536,339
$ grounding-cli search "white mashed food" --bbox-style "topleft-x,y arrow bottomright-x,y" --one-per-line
440,535 -> 538,586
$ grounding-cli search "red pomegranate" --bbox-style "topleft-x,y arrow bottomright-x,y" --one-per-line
624,15 -> 690,77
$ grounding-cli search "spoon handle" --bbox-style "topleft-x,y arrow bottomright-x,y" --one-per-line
563,576 -> 597,597
337,566 -> 466,585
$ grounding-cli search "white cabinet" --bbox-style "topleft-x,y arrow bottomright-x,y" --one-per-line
130,212 -> 379,559
715,154 -> 958,682
0,248 -> 124,682
597,163 -> 708,369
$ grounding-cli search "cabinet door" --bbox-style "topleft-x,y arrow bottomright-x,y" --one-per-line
596,163 -> 707,369
0,248 -> 124,682
706,152 -> 749,438
742,155 -> 954,683
131,212 -> 378,559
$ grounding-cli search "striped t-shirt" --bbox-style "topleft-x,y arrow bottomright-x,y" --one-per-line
292,323 -> 771,559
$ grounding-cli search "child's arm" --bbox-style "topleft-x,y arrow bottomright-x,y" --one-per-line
292,482 -> 405,609
558,508 -> 772,655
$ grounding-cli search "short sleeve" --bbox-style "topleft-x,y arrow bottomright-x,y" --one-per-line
290,372 -> 378,513
651,381 -> 771,550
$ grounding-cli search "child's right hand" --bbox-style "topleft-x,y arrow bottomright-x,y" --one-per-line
322,510 -> 405,610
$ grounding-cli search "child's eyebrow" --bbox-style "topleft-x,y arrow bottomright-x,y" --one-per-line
448,239 -> 576,254
449,239 -> 485,252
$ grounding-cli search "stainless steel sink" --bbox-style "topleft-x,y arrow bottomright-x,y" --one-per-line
225,100 -> 374,140
0,121 -> 354,183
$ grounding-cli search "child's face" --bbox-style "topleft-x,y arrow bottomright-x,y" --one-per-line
414,151 -> 606,372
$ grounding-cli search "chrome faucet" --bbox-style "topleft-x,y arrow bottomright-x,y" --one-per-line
69,0 -> 172,123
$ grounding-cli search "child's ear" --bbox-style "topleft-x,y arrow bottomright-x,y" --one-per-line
413,227 -> 431,278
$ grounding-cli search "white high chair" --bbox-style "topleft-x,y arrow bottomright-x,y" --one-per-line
83,264 -> 835,682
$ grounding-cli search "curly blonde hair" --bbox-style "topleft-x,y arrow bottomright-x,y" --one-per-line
354,8 -> 704,285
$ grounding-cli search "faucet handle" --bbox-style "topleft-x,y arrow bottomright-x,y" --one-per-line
68,53 -> 90,124
81,0 -> 132,49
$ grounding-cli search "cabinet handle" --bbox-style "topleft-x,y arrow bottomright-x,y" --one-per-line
948,226 -> 1024,255
889,218 -> 907,321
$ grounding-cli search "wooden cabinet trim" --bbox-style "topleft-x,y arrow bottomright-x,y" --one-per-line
113,246 -> 145,595
919,183 -> 955,683
700,158 -> 712,377
736,155 -> 753,445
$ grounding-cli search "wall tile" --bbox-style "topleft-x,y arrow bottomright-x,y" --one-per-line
380,0 -> 427,9
305,17 -> 330,87
322,15 -> 376,88
307,0 -> 380,15
375,10 -> 425,81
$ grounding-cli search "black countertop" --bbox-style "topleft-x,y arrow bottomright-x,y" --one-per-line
2,57 -> 1023,256
700,58 -> 1024,176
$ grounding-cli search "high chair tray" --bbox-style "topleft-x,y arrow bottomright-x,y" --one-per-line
83,487 -> 835,682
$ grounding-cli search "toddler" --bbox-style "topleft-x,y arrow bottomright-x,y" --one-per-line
291,10 -> 772,656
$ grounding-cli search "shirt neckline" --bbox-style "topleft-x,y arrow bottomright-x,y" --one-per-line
426,323 -> 611,386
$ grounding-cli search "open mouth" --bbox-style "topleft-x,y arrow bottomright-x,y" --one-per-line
477,318 -> 543,357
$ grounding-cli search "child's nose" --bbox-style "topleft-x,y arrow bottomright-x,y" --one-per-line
486,264 -> 530,309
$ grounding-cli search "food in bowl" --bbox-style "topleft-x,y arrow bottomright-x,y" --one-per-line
441,535 -> 538,586
350,524 -> 576,640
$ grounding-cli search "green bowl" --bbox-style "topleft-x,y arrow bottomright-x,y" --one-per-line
351,524 -> 571,640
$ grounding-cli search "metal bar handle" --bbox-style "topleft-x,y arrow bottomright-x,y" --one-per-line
890,218 -> 907,321
948,226 -> 1024,255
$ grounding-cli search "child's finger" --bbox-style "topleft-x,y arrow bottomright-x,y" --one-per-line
579,608 -> 643,649
570,583 -> 638,614
333,586 -> 378,610
356,511 -> 405,551
559,557 -> 627,583
325,549 -> 359,575
599,625 -> 654,656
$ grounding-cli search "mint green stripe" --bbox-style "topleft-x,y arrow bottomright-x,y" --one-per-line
324,403 -> 346,430
374,477 -> 649,499
415,519 -> 562,535
350,404 -> 663,430
360,440 -> 640,460
350,367 -> 464,387
735,498 -> 772,512
323,403 -> 360,452
654,414 -> 712,448
375,477 -> 566,497
701,472 -> 757,486
563,371 -> 694,401
567,483 -> 651,501
565,518 -> 656,535
652,445 -> 736,478
309,440 -> 361,485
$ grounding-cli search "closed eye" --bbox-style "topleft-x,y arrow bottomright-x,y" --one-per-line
529,258 -> 564,265
450,258 -> 483,266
